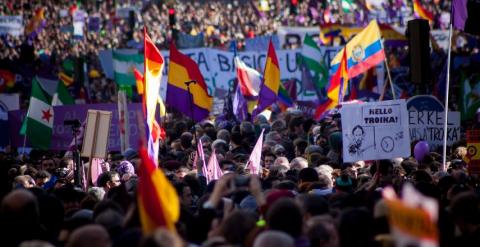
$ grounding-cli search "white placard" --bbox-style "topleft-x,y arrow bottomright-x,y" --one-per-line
341,99 -> 411,162
81,110 -> 112,159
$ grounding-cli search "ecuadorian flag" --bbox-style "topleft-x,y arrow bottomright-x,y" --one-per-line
167,43 -> 212,122
253,40 -> 280,117
330,20 -> 385,80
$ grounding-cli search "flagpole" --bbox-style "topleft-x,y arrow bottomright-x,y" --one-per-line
380,39 -> 395,100
442,23 -> 453,172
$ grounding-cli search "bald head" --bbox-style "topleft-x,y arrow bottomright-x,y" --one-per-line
66,224 -> 111,247
253,230 -> 294,247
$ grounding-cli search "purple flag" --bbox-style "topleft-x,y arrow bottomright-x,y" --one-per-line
453,0 -> 480,35
233,84 -> 249,121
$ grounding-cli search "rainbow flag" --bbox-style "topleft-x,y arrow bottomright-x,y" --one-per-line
277,83 -> 294,111
253,40 -> 280,117
315,49 -> 348,120
144,28 -> 165,164
330,20 -> 385,80
413,0 -> 434,23
166,43 -> 212,122
137,146 -> 180,234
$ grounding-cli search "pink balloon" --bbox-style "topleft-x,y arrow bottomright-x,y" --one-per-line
414,141 -> 430,162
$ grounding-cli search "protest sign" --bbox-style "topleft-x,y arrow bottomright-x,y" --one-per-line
383,184 -> 439,247
177,32 -> 205,49
466,130 -> 480,176
245,35 -> 280,51
73,10 -> 86,39
0,16 -> 23,36
277,26 -> 320,48
408,111 -> 461,149
407,95 -> 461,149
0,93 -> 19,147
8,103 -> 143,151
81,110 -> 112,159
341,99 -> 411,162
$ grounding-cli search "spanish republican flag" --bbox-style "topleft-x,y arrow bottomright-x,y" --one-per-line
137,146 -> 180,234
166,43 -> 212,122
144,28 -> 165,163
314,49 -> 348,120
330,20 -> 384,80
413,0 -> 434,23
253,40 -> 281,117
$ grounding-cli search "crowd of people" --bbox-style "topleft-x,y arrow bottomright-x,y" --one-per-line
1,111 -> 480,247
0,0 -> 455,104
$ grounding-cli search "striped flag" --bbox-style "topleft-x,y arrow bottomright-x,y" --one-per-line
137,146 -> 180,233
413,0 -> 434,23
35,76 -> 74,106
143,28 -> 164,164
20,78 -> 54,150
58,71 -> 74,87
301,34 -> 329,98
113,50 -> 144,86
314,49 -> 348,120
167,42 -> 213,122
253,40 -> 281,117
247,129 -> 265,175
193,139 -> 207,170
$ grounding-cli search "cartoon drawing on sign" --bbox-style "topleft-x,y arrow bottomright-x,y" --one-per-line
347,125 -> 374,156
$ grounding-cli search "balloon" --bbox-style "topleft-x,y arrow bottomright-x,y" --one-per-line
414,141 -> 430,161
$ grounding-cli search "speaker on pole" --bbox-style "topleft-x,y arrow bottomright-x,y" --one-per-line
407,19 -> 431,89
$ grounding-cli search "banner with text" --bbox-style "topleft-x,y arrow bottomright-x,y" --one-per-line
0,16 -> 23,36
8,103 -> 143,151
341,99 -> 411,162
99,47 -> 342,101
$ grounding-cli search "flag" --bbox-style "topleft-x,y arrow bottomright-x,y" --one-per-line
235,57 -> 262,97
167,42 -> 212,122
452,0 -> 480,35
118,89 -> 129,153
253,40 -> 281,117
193,139 -> 207,170
25,7 -> 46,36
20,78 -> 54,150
412,0 -> 434,23
134,68 -> 144,95
247,129 -> 265,175
137,146 -> 180,234
330,20 -> 385,80
59,71 -> 74,86
233,84 -> 249,122
113,50 -> 144,86
301,34 -> 329,97
314,49 -> 348,120
0,69 -> 15,92
205,149 -> 223,184
53,80 -> 75,106
277,83 -> 294,111
144,28 -> 164,164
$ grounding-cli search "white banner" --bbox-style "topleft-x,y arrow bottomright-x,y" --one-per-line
0,16 -> 23,36
158,47 -> 342,101
408,111 -> 461,149
341,99 -> 411,162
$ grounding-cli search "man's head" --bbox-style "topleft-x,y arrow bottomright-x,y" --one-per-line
97,171 -> 121,192
263,151 -> 276,169
174,182 -> 193,207
266,198 -> 303,239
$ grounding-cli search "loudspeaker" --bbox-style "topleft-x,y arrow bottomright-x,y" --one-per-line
407,19 -> 431,85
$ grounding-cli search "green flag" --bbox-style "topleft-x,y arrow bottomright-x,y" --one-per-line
113,50 -> 144,86
20,78 -> 54,150
36,76 -> 75,105
301,34 -> 329,94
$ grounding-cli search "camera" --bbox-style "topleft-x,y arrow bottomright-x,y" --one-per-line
64,119 -> 81,128
234,175 -> 250,188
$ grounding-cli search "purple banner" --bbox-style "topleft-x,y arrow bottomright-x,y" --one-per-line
8,103 -> 143,151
